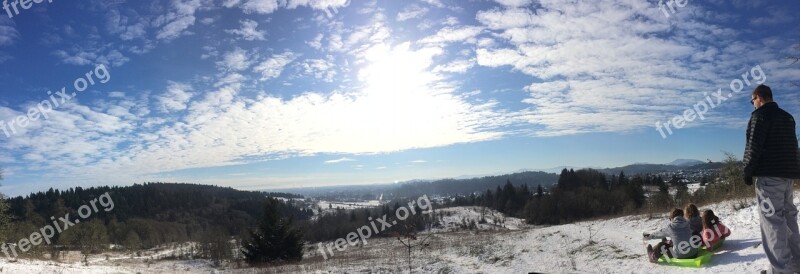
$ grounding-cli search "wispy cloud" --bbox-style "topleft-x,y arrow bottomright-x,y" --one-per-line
156,0 -> 208,40
325,157 -> 356,164
254,51 -> 297,81
1,0 -> 797,195
474,0 -> 796,136
397,4 -> 428,21
226,19 -> 267,41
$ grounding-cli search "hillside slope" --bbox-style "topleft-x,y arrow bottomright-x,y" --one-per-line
0,193 -> 778,273
256,194 -> 782,273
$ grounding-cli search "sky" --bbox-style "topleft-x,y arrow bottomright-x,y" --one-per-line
0,0 -> 798,197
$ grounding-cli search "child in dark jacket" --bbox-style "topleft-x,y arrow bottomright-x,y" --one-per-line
643,208 -> 699,263
685,203 -> 702,237
701,209 -> 731,251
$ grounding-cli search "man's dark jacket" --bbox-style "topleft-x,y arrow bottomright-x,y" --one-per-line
743,102 -> 800,184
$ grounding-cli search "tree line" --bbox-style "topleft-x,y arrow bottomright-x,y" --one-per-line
2,183 -> 313,262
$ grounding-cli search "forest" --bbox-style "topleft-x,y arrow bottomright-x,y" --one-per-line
3,183 -> 312,261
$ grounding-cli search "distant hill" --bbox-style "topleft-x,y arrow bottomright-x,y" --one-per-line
273,159 -> 726,198
668,159 -> 705,166
274,171 -> 559,199
597,161 -> 723,175
394,171 -> 559,197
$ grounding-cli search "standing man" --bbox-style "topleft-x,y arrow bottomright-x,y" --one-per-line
743,84 -> 800,274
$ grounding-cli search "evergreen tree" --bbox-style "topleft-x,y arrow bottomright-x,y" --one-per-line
242,198 -> 304,265
0,168 -> 9,241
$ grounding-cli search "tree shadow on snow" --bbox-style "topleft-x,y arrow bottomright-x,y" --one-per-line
707,239 -> 765,266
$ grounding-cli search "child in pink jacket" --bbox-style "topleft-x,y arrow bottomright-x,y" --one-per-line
701,209 -> 731,251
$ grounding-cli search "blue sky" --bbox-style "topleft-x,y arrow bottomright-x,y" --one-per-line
0,0 -> 798,196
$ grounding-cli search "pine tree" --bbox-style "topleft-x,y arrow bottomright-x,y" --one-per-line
0,168 -> 9,241
242,198 -> 304,265
536,184 -> 543,198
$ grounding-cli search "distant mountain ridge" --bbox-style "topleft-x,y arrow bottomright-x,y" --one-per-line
596,161 -> 723,175
668,159 -> 705,166
271,159 -> 724,197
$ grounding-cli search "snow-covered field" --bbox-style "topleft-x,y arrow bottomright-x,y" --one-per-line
432,206 -> 528,232
317,200 -> 384,211
0,194 -> 782,273
0,242 -> 246,273
257,194 -> 781,273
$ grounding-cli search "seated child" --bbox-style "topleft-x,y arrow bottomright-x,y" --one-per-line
701,209 -> 731,251
643,208 -> 699,263
685,203 -> 702,237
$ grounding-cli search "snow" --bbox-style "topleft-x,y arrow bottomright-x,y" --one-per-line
430,206 -> 528,232
255,194 -> 789,273
0,194 -> 787,273
315,200 -> 384,214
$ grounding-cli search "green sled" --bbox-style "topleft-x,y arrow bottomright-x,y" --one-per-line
655,238 -> 725,267
704,238 -> 725,252
657,248 -> 713,267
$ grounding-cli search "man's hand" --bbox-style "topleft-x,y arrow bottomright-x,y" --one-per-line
744,175 -> 753,185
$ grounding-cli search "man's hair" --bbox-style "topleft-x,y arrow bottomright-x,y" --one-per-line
752,84 -> 773,101
670,208 -> 684,220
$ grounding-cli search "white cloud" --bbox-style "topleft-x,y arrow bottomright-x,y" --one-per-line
418,26 -> 483,45
253,52 -> 297,81
235,0 -> 349,14
433,59 -> 475,73
157,82 -> 194,112
494,0 -> 533,7
307,33 -> 324,50
108,91 -> 126,98
217,48 -> 251,71
2,41 -> 509,184
397,4 -> 429,21
325,157 -> 355,164
474,0 -> 785,136
105,10 -> 148,41
0,18 -> 18,46
226,19 -> 267,40
476,8 -> 536,30
222,0 -> 241,8
421,0 -> 445,8
200,17 -> 217,25
53,49 -> 130,67
285,0 -> 349,11
156,0 -> 207,40
301,57 -> 337,82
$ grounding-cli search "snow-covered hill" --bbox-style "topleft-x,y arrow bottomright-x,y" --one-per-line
0,194 -> 782,273
254,194 -> 782,273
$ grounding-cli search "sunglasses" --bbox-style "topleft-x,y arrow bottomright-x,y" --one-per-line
751,97 -> 757,105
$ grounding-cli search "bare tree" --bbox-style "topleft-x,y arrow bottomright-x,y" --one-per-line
392,223 -> 433,274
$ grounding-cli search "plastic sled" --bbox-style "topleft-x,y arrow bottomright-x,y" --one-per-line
657,248 -> 713,267
702,238 -> 725,252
